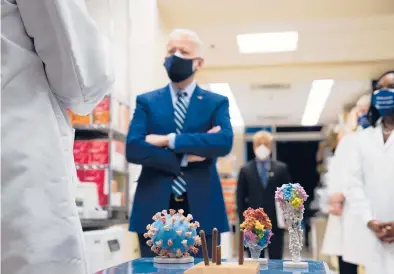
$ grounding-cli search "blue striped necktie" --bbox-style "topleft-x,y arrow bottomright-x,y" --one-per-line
172,91 -> 188,197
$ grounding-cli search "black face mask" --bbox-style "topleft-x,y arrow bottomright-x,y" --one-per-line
164,54 -> 195,83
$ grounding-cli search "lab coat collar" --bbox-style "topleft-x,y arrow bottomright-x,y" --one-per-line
373,120 -> 394,152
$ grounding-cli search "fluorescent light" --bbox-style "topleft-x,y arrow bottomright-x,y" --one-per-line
236,31 -> 298,54
301,80 -> 334,126
209,83 -> 244,127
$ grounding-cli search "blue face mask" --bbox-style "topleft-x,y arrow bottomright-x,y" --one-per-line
357,114 -> 369,129
372,89 -> 394,117
164,54 -> 195,83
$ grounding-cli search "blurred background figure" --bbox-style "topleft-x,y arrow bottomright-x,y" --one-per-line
237,130 -> 291,259
322,94 -> 371,274
345,71 -> 394,274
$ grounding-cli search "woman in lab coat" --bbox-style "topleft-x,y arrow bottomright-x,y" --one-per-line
322,95 -> 371,274
344,71 -> 394,274
2,1 -> 113,274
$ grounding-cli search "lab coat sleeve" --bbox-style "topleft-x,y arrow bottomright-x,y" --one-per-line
174,98 -> 234,157
16,0 -> 114,115
236,168 -> 249,223
343,136 -> 374,226
126,95 -> 182,175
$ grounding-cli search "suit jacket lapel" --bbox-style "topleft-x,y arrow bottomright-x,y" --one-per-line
182,85 -> 205,133
158,85 -> 176,133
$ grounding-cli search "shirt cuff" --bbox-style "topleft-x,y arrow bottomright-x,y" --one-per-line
168,133 -> 176,149
180,154 -> 189,167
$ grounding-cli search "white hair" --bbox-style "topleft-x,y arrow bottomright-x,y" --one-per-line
168,29 -> 203,56
356,94 -> 371,107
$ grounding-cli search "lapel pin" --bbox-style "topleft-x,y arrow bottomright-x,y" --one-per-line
197,96 -> 203,100
269,172 -> 274,177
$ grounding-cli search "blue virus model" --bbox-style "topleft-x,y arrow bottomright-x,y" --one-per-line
144,209 -> 202,258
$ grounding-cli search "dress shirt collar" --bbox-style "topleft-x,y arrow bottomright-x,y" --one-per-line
256,158 -> 271,170
170,80 -> 196,101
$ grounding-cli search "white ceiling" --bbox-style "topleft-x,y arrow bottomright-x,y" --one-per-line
157,0 -> 394,126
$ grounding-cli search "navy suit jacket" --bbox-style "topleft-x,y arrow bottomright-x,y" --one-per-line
126,84 -> 233,234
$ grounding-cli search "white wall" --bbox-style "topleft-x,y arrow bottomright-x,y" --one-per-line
128,0 -> 169,184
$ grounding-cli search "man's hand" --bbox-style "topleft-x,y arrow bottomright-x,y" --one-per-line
145,134 -> 170,147
187,155 -> 206,162
207,126 -> 221,134
328,193 -> 344,216
368,220 -> 388,241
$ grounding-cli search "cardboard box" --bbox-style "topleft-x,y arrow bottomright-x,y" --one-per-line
120,104 -> 130,132
76,169 -> 85,182
83,169 -> 108,206
90,139 -> 109,165
93,96 -> 110,125
72,114 -> 92,125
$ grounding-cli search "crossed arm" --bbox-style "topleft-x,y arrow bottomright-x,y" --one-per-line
146,98 -> 234,158
126,96 -> 234,175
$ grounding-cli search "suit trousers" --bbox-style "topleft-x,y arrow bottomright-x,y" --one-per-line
138,193 -> 220,258
338,256 -> 358,274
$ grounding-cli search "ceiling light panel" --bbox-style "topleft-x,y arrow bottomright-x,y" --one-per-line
301,80 -> 334,126
236,31 -> 299,54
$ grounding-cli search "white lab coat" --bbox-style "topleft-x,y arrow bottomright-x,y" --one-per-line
1,0 -> 113,273
344,123 -> 394,274
322,132 -> 369,265
322,134 -> 353,255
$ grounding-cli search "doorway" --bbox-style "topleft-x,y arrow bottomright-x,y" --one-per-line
276,141 -> 320,249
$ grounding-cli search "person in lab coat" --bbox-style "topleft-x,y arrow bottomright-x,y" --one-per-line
322,95 -> 371,274
1,1 -> 113,274
344,70 -> 394,274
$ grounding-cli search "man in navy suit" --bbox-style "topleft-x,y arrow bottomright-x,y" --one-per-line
126,29 -> 234,257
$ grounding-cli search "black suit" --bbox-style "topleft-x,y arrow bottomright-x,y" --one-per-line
236,159 -> 291,259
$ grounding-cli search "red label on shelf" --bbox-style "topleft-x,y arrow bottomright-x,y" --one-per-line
73,140 -> 91,164
83,169 -> 108,206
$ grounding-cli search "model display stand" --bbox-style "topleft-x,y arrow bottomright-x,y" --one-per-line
241,208 -> 273,265
184,228 -> 259,274
275,183 -> 309,269
144,209 -> 201,264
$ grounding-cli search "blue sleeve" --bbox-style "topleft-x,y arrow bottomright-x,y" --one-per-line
174,98 -> 234,158
126,95 -> 181,175
169,134 -> 188,167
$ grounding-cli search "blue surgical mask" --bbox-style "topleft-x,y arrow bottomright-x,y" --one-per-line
372,89 -> 394,117
164,53 -> 195,83
357,114 -> 369,129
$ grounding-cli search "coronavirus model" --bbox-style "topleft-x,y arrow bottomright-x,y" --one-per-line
240,208 -> 273,264
144,209 -> 202,263
275,183 -> 309,268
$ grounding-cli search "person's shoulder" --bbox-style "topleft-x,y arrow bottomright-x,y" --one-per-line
138,86 -> 167,98
199,86 -> 229,103
271,160 -> 287,169
137,86 -> 168,101
240,159 -> 256,171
